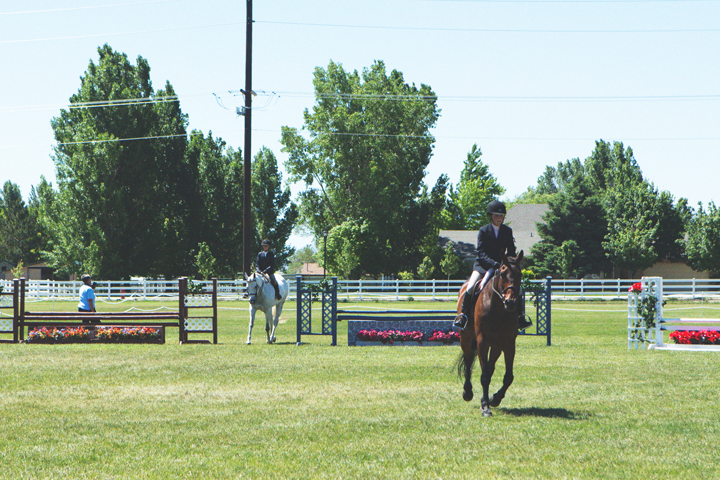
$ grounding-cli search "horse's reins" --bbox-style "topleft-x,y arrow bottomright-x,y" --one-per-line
490,267 -> 519,305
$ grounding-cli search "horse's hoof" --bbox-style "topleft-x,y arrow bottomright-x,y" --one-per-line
489,394 -> 502,408
246,341 -> 251,345
463,390 -> 473,402
482,408 -> 493,417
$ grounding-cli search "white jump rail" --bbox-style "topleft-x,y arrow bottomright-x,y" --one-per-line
628,277 -> 720,351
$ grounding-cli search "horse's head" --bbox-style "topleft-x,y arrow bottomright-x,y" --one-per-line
497,250 -> 524,311
244,272 -> 263,306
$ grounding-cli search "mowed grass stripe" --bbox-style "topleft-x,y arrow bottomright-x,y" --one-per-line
0,300 -> 718,479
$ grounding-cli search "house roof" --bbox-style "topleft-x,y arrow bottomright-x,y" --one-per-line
438,230 -> 477,260
438,203 -> 549,259
299,262 -> 325,276
504,204 -> 549,255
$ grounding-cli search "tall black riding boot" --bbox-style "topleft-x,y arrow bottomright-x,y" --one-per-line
453,290 -> 475,331
270,278 -> 282,300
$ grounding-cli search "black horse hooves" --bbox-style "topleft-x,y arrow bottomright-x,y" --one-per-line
489,394 -> 503,408
463,390 -> 474,402
482,407 -> 493,417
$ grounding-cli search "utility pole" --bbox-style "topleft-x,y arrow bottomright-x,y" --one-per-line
242,0 -> 253,275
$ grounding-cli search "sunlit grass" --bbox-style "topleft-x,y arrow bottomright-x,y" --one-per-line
0,299 -> 718,478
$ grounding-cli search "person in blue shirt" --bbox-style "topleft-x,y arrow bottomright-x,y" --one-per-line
453,200 -> 532,331
78,274 -> 97,323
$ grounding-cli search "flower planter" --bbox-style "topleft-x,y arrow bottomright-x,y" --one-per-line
353,340 -> 424,347
25,326 -> 165,344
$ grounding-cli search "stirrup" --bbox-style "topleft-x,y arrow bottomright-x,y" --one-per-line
518,314 -> 532,330
453,313 -> 468,332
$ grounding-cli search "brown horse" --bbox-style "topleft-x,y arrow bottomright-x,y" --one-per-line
456,251 -> 524,417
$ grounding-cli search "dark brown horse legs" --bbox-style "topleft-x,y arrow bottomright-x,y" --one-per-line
489,348 -> 515,409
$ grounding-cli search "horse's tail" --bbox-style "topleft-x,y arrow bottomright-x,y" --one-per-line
455,338 -> 477,380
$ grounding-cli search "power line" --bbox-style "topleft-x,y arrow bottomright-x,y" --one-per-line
0,0 -> 183,15
274,91 -> 720,102
56,132 -> 205,146
256,20 -> 720,34
0,22 -> 242,45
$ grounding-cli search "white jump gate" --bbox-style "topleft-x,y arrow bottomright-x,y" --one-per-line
628,277 -> 720,351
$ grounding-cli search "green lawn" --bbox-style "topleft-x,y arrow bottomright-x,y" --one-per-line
1,298 -> 718,479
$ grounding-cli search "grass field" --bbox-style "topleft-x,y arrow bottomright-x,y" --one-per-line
1,297 -> 719,479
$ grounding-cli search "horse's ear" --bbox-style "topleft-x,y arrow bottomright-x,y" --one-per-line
243,272 -> 248,281
516,250 -> 524,263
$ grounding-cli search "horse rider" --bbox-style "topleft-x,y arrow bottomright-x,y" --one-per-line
453,200 -> 533,331
257,239 -> 282,300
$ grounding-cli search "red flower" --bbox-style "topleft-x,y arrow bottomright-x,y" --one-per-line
628,282 -> 642,294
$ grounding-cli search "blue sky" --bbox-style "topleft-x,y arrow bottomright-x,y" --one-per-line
2,0 -> 719,248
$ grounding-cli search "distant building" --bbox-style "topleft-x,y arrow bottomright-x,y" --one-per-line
504,203 -> 549,256
0,260 -> 14,280
23,262 -> 55,280
293,262 -> 325,281
439,204 -> 549,266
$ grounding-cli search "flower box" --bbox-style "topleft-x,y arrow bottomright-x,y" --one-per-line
670,330 -> 720,346
352,328 -> 458,346
25,326 -> 165,344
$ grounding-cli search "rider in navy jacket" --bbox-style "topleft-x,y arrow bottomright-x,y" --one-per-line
454,200 -> 532,331
256,239 -> 282,300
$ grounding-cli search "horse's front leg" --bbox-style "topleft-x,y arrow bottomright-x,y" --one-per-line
459,332 -> 476,401
477,341 -> 494,417
268,301 -> 284,344
490,345 -> 515,408
247,307 -> 256,345
264,309 -> 274,343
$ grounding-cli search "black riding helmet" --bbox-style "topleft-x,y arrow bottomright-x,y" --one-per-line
261,239 -> 271,246
487,200 -> 507,216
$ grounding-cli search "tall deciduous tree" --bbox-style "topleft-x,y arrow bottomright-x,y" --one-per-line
603,182 -> 658,277
46,45 -> 190,278
281,60 -> 441,277
42,45 -> 252,279
685,202 -> 720,274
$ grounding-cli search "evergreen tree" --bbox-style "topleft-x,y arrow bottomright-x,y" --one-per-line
440,144 -> 505,230
251,147 -> 298,270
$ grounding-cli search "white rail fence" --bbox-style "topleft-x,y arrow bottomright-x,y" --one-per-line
2,277 -> 720,302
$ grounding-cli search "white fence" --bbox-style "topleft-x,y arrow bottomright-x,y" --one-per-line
2,277 -> 720,301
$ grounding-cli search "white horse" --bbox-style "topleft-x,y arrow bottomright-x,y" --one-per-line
244,272 -> 289,344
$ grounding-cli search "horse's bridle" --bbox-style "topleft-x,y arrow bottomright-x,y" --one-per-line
490,266 -> 520,307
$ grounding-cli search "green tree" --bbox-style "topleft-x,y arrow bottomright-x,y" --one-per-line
324,220 -> 367,278
532,175 -> 610,277
440,242 -> 462,280
184,133 -> 244,277
417,256 -> 434,280
531,140 -> 688,277
195,242 -> 217,279
285,245 -> 318,275
440,144 -> 505,230
0,182 -> 44,265
603,182 -> 659,277
251,147 -> 298,270
45,44 -> 191,279
281,60 -> 441,277
685,202 -> 720,274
